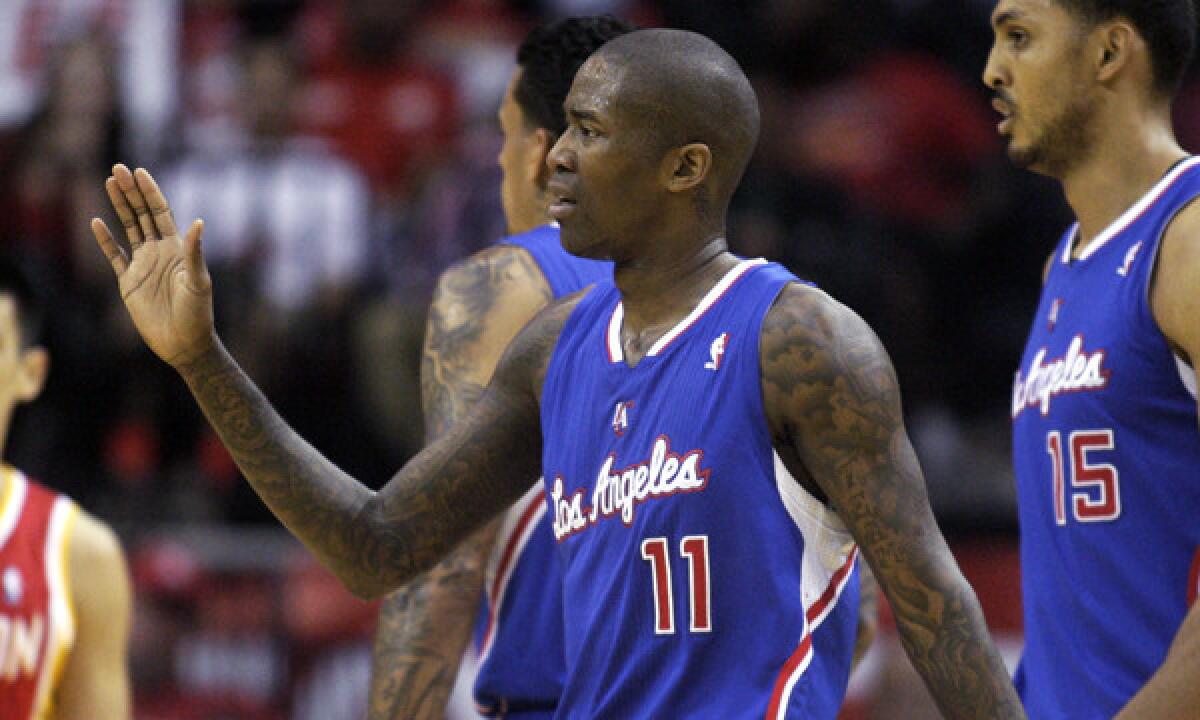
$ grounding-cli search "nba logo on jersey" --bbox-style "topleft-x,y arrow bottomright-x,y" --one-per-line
1047,299 -> 1062,332
1117,241 -> 1143,277
612,401 -> 633,437
3,566 -> 22,605
705,332 -> 729,371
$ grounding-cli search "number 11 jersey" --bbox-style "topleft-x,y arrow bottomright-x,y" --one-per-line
541,259 -> 860,719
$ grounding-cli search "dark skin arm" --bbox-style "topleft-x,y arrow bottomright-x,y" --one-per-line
762,283 -> 1024,719
368,245 -> 554,719
92,165 -> 570,598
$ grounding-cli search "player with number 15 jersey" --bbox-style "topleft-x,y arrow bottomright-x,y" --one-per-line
1010,157 -> 1200,717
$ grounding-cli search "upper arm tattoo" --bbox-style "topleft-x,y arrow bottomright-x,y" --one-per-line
421,246 -> 552,440
761,286 -> 931,572
370,246 -> 552,719
760,284 -> 1023,719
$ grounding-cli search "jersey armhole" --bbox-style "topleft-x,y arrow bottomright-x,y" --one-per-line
1144,197 -> 1200,371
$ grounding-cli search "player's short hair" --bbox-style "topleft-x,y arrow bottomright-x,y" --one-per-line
0,256 -> 44,349
1056,0 -> 1196,96
514,15 -> 637,136
592,29 -> 761,207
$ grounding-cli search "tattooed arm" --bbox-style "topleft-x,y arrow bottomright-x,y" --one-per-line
92,165 -> 563,598
368,246 -> 554,719
761,284 -> 1024,719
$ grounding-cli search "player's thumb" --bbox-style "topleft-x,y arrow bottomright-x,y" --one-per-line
184,219 -> 210,288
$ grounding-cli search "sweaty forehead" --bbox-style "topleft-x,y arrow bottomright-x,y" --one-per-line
566,55 -> 627,117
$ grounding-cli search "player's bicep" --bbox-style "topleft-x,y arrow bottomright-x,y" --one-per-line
57,511 -> 132,720
761,287 -> 957,602
422,245 -> 552,440
1154,203 -> 1200,366
1152,202 -> 1200,435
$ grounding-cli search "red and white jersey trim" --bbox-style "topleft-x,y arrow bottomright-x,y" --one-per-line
478,482 -> 548,663
766,451 -> 859,720
1066,156 -> 1200,264
32,496 -> 77,718
605,258 -> 767,363
1188,549 -> 1200,608
0,467 -> 78,718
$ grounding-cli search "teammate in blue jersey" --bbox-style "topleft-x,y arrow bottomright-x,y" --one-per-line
985,1 -> 1200,717
93,28 -> 1021,720
366,17 -> 634,720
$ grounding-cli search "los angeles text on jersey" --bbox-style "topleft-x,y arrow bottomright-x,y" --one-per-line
1012,334 -> 1111,418
551,435 -> 711,541
0,612 -> 44,681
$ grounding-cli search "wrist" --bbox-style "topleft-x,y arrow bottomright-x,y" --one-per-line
174,334 -> 228,384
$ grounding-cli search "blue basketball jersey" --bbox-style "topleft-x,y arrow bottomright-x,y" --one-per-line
541,259 -> 861,719
469,224 -> 612,718
1011,157 -> 1200,718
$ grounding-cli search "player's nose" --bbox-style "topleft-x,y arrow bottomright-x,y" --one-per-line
982,46 -> 1007,90
547,132 -> 575,175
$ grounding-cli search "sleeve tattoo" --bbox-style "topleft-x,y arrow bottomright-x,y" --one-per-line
761,284 -> 1024,719
176,258 -> 550,601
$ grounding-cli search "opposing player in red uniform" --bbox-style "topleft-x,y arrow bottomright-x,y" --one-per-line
0,258 -> 132,720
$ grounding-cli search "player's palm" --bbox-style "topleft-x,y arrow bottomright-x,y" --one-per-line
93,164 -> 217,368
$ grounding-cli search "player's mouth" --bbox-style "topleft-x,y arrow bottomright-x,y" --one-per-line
547,179 -> 578,220
992,97 -> 1015,135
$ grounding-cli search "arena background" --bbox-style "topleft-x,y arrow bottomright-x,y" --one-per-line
2,1 -> 1196,717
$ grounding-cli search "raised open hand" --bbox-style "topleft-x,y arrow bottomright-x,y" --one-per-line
92,164 -> 216,368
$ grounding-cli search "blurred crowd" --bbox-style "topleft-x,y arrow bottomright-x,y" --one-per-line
0,0 -> 1196,717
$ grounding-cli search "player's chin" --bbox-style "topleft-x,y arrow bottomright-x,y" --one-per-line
1004,134 -> 1038,168
560,226 -> 604,260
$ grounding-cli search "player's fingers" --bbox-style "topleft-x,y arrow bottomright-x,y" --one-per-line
105,176 -> 144,250
134,167 -> 179,238
113,164 -> 158,243
183,219 -> 208,287
91,218 -> 129,276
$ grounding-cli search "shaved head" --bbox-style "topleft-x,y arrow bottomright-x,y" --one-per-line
589,28 -> 761,205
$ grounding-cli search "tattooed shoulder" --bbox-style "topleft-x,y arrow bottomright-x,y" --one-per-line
759,282 -> 902,447
423,246 -> 554,440
430,245 -> 552,333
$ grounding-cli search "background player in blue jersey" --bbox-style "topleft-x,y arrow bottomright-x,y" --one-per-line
984,1 -> 1200,717
93,28 -> 1020,719
366,16 -> 634,720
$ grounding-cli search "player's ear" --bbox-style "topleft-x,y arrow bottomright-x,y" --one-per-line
662,143 -> 712,193
532,127 -> 556,185
16,346 -> 48,403
1094,19 -> 1136,84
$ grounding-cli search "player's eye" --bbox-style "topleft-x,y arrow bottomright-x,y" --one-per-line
1007,29 -> 1028,49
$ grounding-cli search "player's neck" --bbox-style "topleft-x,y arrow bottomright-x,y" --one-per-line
613,234 -> 737,357
1062,118 -> 1186,256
